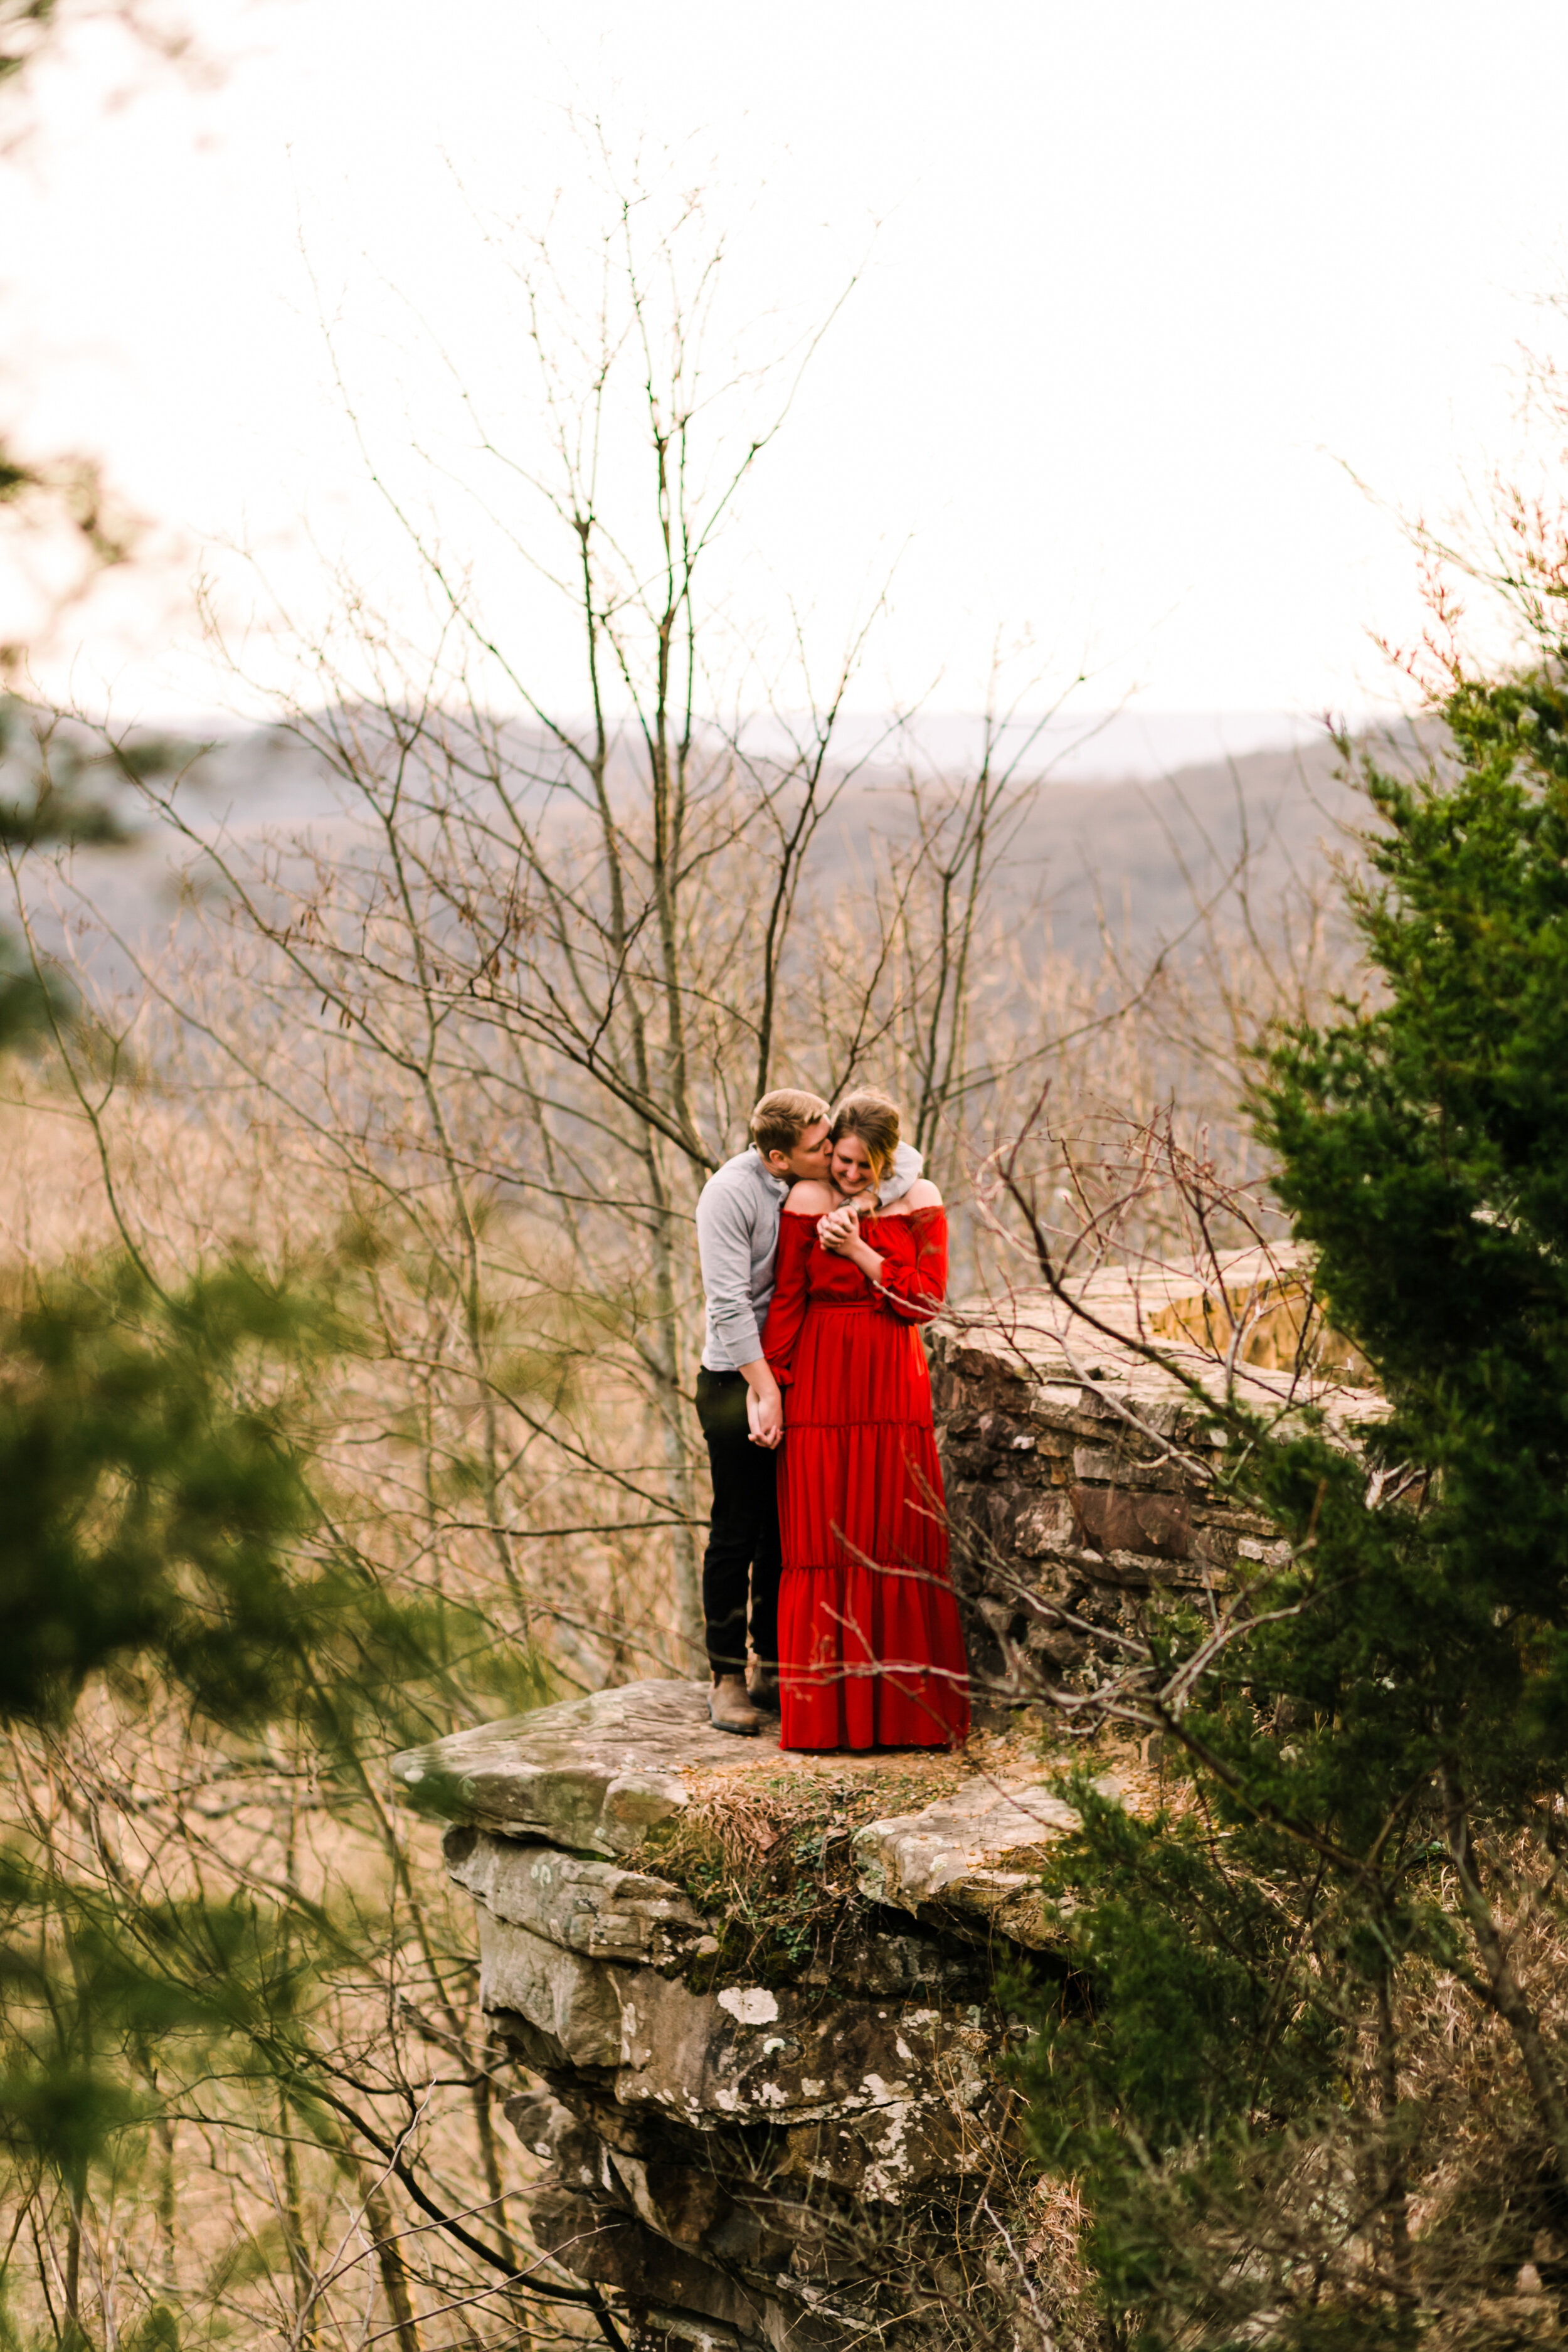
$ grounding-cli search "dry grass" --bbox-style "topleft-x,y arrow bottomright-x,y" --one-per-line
630,1752 -> 975,1991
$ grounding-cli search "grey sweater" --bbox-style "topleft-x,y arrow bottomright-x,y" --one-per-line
696,1142 -> 925,1374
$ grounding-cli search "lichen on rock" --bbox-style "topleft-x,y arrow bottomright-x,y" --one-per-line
393,1680 -> 1101,2350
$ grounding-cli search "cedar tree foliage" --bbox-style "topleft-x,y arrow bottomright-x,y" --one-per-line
1015,669 -> 1568,2345
0,1259 -> 443,2173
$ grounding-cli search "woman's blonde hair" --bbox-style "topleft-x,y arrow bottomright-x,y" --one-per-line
830,1089 -> 901,1185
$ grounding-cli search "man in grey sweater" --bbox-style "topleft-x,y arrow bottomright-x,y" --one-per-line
695,1087 -> 924,1733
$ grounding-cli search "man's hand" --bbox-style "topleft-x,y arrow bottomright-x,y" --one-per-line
738,1359 -> 783,1448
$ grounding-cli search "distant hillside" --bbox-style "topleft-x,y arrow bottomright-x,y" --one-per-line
980,730 -> 1387,954
814,719 -> 1433,959
10,708 -> 1438,987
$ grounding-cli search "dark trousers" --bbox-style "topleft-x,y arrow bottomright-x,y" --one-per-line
695,1367 -> 781,1677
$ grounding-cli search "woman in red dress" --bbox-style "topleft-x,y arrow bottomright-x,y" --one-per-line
761,1091 -> 971,1751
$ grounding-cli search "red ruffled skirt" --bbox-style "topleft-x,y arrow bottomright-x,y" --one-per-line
775,1298 -> 970,1751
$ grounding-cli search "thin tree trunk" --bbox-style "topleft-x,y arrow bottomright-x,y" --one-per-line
645,1179 -> 703,1661
279,2094 -> 317,2351
1442,1767 -> 1568,2193
470,2075 -> 517,2272
63,2181 -> 82,2343
361,2179 -> 423,2352
1373,1964 -> 1412,2293
156,2110 -> 177,2298
470,2075 -> 537,2348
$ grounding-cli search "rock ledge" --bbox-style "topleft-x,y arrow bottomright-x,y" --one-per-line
395,1680 -> 1115,2351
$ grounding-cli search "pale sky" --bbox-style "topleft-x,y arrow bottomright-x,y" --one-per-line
10,0 -> 1568,735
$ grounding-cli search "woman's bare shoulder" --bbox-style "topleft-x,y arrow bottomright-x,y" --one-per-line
902,1177 -> 943,1210
783,1180 -> 837,1216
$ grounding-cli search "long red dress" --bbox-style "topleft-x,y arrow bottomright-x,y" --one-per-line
761,1204 -> 971,1751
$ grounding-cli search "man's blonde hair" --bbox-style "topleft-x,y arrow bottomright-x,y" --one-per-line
750,1088 -> 831,1160
830,1089 -> 901,1184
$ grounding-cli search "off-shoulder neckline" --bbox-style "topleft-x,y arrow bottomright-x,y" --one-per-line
780,1199 -> 945,1222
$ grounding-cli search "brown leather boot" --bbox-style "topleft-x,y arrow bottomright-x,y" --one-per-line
747,1668 -> 781,1714
708,1673 -> 764,1735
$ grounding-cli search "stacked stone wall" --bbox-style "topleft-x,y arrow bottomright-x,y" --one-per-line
930,1327 -> 1288,1698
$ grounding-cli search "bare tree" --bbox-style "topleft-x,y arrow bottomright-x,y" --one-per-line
110,143 -> 933,1663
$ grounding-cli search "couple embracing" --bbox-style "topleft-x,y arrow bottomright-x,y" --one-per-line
694,1087 -> 971,1752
